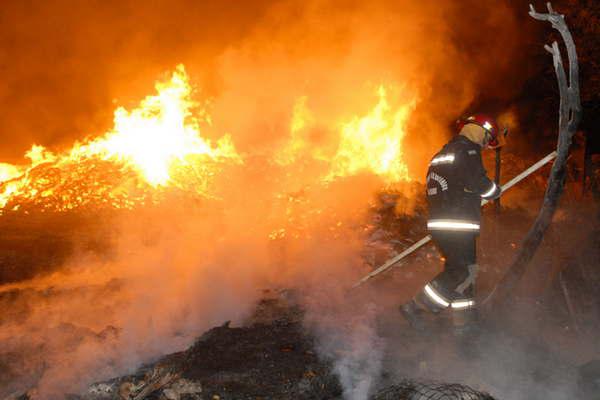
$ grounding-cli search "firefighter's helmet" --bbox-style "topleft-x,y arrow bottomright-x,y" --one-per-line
457,114 -> 500,148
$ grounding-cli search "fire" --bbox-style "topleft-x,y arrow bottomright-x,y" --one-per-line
328,85 -> 414,183
267,86 -> 416,244
276,86 -> 416,183
26,144 -> 57,166
0,67 -> 416,214
0,65 -> 240,212
0,163 -> 23,182
276,96 -> 314,166
75,65 -> 239,187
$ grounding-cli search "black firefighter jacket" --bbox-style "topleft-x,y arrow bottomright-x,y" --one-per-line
425,135 -> 501,233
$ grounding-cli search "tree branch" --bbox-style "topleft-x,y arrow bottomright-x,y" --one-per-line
489,2 -> 582,311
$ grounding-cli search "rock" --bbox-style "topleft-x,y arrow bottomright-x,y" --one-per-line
161,379 -> 203,400
84,382 -> 116,399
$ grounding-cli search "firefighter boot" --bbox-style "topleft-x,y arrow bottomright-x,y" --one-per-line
399,299 -> 428,332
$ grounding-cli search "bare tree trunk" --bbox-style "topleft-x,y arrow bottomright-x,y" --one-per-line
490,3 -> 582,310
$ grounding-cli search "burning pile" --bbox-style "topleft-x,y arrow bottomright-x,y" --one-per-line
0,65 -> 416,215
0,65 -> 241,213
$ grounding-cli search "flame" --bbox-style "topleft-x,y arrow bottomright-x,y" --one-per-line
266,86 -> 416,243
0,65 -> 240,212
0,163 -> 23,182
0,68 -> 416,214
26,144 -> 58,167
275,96 -> 314,166
73,65 -> 239,187
275,86 -> 416,184
328,85 -> 414,182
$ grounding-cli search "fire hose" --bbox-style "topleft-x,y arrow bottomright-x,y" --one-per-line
352,150 -> 558,289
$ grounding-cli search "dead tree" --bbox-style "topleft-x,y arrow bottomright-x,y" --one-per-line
491,3 -> 582,310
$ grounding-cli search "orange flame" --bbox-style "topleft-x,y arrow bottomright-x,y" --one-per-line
0,163 -> 23,182
328,85 -> 414,183
75,65 -> 239,186
0,67 -> 417,213
276,86 -> 415,183
275,96 -> 314,166
0,65 -> 241,211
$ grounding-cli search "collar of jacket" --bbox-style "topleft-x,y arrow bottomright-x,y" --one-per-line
449,135 -> 480,149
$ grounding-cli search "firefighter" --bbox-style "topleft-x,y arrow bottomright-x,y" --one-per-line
400,114 -> 502,333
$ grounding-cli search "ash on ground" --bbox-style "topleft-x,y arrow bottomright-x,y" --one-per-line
8,290 -> 503,400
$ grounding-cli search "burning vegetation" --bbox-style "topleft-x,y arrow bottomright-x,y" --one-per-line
0,66 -> 240,212
0,65 -> 415,214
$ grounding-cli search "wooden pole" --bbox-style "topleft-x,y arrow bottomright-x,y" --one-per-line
495,147 -> 502,212
352,235 -> 432,289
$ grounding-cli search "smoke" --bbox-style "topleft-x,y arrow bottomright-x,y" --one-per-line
378,312 -> 585,400
205,0 -> 532,179
0,0 -> 545,398
0,0 -> 274,162
0,0 -> 532,168
0,201 -> 267,397
0,168 -> 384,397
304,296 -> 385,400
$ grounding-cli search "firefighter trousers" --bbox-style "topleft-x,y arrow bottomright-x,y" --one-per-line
417,231 -> 478,312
